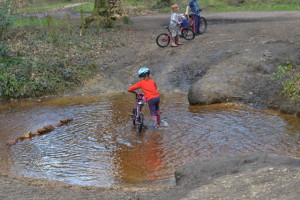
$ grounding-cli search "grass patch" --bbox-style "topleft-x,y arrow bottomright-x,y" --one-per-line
11,15 -> 66,27
124,0 -> 148,6
13,2 -> 81,14
272,63 -> 300,102
73,2 -> 94,13
209,4 -> 300,11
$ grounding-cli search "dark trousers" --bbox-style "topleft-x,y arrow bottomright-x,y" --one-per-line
148,97 -> 160,118
193,14 -> 201,34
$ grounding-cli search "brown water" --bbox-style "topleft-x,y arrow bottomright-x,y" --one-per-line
0,93 -> 299,188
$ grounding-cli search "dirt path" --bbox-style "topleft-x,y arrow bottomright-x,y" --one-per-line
74,10 -> 300,114
45,2 -> 87,12
1,11 -> 300,199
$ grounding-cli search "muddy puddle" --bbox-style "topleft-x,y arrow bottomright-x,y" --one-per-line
0,93 -> 299,188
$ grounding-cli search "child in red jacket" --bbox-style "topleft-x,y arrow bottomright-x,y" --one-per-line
128,67 -> 161,127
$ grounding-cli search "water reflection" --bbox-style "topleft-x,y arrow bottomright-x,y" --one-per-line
113,132 -> 173,188
0,93 -> 299,187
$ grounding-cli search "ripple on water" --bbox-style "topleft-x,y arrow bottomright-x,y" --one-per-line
0,93 -> 299,188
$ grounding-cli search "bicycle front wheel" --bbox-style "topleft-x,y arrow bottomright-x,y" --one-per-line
136,113 -> 144,133
199,17 -> 207,34
156,33 -> 170,47
181,28 -> 195,40
132,107 -> 137,125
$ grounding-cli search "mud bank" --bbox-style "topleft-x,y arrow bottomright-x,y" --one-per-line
0,153 -> 299,199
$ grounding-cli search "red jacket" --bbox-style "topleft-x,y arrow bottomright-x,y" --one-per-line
128,78 -> 159,101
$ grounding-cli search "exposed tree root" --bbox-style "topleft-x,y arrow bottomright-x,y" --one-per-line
6,118 -> 73,146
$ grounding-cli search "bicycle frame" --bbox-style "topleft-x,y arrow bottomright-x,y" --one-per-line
134,93 -> 145,118
166,22 -> 191,35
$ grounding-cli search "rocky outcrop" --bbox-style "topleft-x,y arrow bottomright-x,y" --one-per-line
174,153 -> 300,200
187,34 -> 300,116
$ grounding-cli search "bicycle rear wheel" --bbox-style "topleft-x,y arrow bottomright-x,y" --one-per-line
181,28 -> 195,40
188,16 -> 207,34
156,33 -> 170,47
136,113 -> 144,133
199,17 -> 207,34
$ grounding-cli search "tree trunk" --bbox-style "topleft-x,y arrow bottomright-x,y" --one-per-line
94,0 -> 110,18
84,0 -> 124,28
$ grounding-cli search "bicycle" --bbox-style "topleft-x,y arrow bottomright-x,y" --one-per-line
156,20 -> 195,48
187,11 -> 207,34
131,91 -> 146,132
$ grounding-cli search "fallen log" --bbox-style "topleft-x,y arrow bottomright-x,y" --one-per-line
6,118 -> 73,146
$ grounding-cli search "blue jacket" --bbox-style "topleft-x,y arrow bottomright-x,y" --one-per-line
188,0 -> 200,15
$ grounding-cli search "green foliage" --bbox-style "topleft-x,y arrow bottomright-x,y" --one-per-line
0,0 -> 12,40
0,24 -> 105,99
283,71 -> 300,101
272,63 -> 300,102
0,69 -> 21,98
0,43 -> 8,56
0,53 -> 92,99
272,63 -> 293,79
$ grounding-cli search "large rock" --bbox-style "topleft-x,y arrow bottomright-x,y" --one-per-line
187,50 -> 258,105
175,153 -> 300,200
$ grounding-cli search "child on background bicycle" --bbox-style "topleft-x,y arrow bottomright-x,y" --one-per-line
127,67 -> 161,128
169,4 -> 183,47
186,0 -> 201,35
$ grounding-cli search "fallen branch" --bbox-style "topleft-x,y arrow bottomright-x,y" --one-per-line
6,118 -> 73,146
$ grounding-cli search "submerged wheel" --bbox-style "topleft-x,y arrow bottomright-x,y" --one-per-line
181,28 -> 195,40
136,113 -> 144,133
132,107 -> 137,125
156,33 -> 170,47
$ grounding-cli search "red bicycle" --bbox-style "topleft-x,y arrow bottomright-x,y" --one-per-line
156,20 -> 195,47
187,12 -> 207,34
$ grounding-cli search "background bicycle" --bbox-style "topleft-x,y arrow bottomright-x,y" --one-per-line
156,19 -> 195,47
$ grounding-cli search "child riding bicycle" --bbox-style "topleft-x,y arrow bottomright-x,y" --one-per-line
127,67 -> 161,128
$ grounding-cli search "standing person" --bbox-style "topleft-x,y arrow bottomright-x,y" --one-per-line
169,4 -> 183,47
127,67 -> 161,128
186,0 -> 201,35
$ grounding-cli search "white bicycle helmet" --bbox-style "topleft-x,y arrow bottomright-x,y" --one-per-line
137,67 -> 150,77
